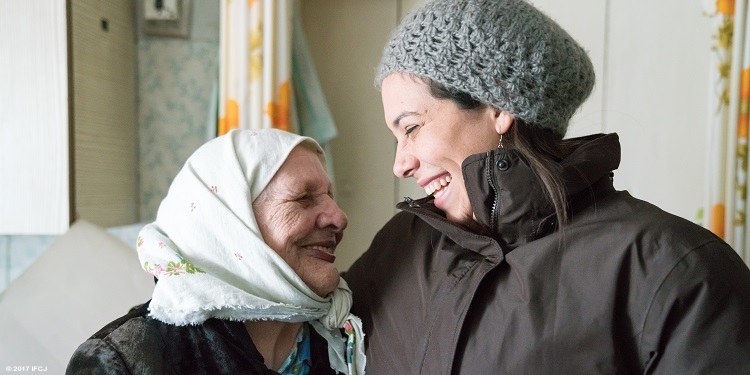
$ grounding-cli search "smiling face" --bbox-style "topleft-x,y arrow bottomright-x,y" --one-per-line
382,73 -> 513,226
252,145 -> 348,297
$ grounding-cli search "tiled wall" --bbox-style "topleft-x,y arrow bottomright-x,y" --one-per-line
0,1 -> 219,295
0,235 -> 57,292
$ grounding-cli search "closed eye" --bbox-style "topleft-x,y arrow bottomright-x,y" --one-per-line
405,125 -> 418,135
295,194 -> 314,206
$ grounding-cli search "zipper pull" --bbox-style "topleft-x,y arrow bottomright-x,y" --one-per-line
403,197 -> 420,208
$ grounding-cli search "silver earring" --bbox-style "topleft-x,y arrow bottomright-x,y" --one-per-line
497,134 -> 504,149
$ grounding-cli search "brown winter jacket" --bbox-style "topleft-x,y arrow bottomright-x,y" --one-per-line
343,133 -> 750,374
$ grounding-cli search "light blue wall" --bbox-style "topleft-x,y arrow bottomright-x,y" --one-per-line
0,235 -> 57,292
0,1 -> 220,294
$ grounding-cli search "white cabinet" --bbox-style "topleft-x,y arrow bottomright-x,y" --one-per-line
0,0 -> 137,235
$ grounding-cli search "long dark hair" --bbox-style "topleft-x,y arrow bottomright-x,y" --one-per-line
423,77 -> 574,228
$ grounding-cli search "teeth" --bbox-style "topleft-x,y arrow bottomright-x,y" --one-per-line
434,187 -> 446,199
424,175 -> 452,196
308,245 -> 333,254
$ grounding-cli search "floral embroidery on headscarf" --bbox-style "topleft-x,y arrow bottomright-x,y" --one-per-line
143,258 -> 205,277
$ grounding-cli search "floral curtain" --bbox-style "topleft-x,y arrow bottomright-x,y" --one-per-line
217,0 -> 338,174
219,0 -> 293,134
703,0 -> 750,264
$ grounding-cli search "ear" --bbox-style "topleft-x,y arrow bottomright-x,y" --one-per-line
493,109 -> 514,135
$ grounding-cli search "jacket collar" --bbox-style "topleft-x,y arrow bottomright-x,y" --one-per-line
397,133 -> 621,252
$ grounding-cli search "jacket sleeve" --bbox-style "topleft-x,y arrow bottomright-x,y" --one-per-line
640,241 -> 750,374
66,339 -> 131,375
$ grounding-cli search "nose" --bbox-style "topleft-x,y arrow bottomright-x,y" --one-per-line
393,145 -> 417,178
319,197 -> 348,233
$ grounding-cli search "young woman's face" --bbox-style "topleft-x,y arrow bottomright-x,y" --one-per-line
381,73 -> 505,226
253,146 -> 348,297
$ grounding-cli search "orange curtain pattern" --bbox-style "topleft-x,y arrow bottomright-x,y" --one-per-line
704,0 -> 750,264
219,0 -> 295,135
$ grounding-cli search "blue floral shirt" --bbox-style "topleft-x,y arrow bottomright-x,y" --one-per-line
278,323 -> 311,375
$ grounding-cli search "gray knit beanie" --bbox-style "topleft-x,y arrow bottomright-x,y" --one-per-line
376,0 -> 595,136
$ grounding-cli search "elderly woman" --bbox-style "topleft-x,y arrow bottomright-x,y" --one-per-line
342,0 -> 750,374
67,129 -> 365,375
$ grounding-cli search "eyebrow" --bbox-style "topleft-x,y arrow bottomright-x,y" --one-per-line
392,111 -> 420,128
297,180 -> 335,197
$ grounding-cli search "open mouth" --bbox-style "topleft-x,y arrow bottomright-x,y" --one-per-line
305,245 -> 336,263
424,175 -> 452,198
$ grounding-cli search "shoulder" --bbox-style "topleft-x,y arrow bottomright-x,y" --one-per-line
585,191 -> 741,292
376,210 -> 430,239
646,236 -> 750,306
638,240 -> 750,370
588,194 -> 750,369
68,304 -> 281,374
67,301 -> 165,374
572,190 -> 723,259
84,302 -> 152,340
564,191 -> 745,304
368,210 -> 436,256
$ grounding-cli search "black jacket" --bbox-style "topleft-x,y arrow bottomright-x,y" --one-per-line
343,133 -> 750,374
66,301 -> 338,375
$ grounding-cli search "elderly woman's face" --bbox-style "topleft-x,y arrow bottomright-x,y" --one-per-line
252,146 -> 347,297
381,73 -> 507,226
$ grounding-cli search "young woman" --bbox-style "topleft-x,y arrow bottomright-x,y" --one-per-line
342,0 -> 750,373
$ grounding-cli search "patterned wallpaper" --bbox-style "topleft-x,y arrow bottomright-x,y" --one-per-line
138,39 -> 219,221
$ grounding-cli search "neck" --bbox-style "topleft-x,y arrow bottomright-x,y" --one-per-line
244,320 -> 303,371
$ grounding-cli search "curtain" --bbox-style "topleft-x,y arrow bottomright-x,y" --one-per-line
217,0 -> 338,174
704,0 -> 750,264
219,0 -> 293,134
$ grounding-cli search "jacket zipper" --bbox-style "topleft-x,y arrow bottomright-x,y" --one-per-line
487,151 -> 500,230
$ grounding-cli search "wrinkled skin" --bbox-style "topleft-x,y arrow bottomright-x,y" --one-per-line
253,146 -> 348,297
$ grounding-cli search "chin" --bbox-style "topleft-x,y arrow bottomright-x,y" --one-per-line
310,273 -> 341,298
445,211 -> 473,226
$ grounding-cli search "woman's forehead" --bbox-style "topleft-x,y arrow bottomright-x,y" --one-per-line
269,147 -> 329,191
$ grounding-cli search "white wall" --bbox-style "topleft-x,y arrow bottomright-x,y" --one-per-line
533,0 -> 711,222
602,1 -> 711,224
306,0 -> 713,270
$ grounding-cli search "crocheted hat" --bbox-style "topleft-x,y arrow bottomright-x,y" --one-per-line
375,0 -> 595,135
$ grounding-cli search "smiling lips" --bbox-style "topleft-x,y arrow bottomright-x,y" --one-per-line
306,245 -> 336,263
424,175 -> 452,197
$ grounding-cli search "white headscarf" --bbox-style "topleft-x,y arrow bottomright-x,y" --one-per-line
137,129 -> 365,374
